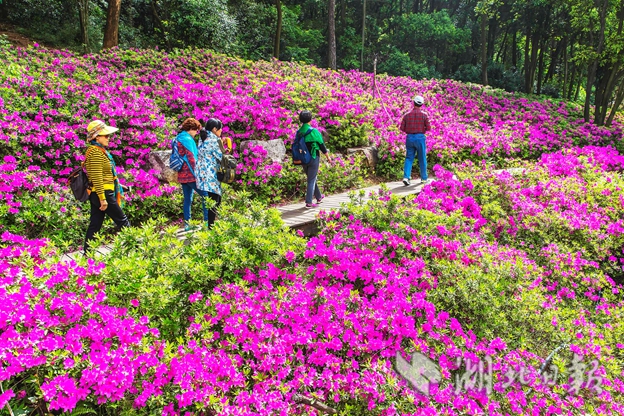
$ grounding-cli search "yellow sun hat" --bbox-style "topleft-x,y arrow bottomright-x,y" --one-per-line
87,120 -> 119,141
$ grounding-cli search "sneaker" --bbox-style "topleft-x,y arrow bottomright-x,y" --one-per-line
305,203 -> 318,209
402,178 -> 410,186
316,194 -> 325,204
421,179 -> 429,185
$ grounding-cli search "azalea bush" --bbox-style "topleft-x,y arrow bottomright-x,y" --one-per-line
98,194 -> 305,340
3,42 -> 624,416
2,46 -> 623,210
3,168 -> 623,414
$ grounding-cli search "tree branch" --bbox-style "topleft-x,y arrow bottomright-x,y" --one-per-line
293,394 -> 338,414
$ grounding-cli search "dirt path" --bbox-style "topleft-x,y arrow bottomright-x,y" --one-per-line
0,23 -> 46,48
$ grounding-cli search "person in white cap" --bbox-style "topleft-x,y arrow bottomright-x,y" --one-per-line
399,95 -> 431,186
83,120 -> 130,254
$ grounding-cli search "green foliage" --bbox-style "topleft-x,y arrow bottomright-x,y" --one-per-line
0,185 -> 89,250
454,62 -> 524,93
3,0 -> 81,47
99,191 -> 306,341
318,153 -> 369,194
378,47 -> 438,80
124,192 -> 183,226
164,0 -> 238,51
428,255 -> 562,356
0,34 -> 10,49
324,118 -> 371,150
236,154 -> 368,205
375,142 -> 405,179
387,11 -> 471,76
465,163 -> 624,279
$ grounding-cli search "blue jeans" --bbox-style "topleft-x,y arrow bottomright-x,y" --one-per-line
302,156 -> 322,204
403,134 -> 427,181
182,182 -> 209,222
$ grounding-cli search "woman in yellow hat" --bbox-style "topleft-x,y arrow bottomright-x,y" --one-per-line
83,120 -> 130,254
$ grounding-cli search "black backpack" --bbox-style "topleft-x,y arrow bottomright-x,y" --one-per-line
68,165 -> 90,202
68,146 -> 102,202
217,139 -> 238,184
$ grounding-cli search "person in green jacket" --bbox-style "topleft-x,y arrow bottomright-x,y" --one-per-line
297,110 -> 330,209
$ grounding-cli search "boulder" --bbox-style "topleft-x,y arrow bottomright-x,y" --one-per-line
346,146 -> 378,168
240,139 -> 287,163
148,149 -> 178,183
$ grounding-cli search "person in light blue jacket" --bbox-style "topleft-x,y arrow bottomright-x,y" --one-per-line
196,118 -> 224,228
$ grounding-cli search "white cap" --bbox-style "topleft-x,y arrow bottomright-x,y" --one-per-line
413,95 -> 424,105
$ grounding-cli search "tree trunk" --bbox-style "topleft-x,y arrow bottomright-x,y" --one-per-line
496,28 -> 508,62
361,0 -> 367,71
527,31 -> 539,93
103,0 -> 122,49
594,6 -> 623,125
512,30 -> 517,68
536,38 -> 546,94
273,0 -> 282,59
575,71 -> 582,101
606,77 -> 624,126
524,25 -> 531,92
567,42 -> 577,100
480,14 -> 488,85
328,0 -> 336,70
77,0 -> 89,53
413,0 -> 422,14
584,0 -> 609,122
563,38 -> 568,99
544,39 -> 562,84
150,1 -> 171,50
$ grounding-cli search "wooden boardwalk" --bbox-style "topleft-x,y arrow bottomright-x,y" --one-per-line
59,169 -> 525,260
278,180 -> 429,234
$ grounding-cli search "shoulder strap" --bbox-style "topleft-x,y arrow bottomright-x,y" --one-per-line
82,146 -> 106,168
217,136 -> 226,155
303,127 -> 314,137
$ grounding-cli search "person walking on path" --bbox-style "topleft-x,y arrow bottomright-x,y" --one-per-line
297,110 -> 330,209
400,95 -> 431,186
196,118 -> 225,228
83,120 -> 130,254
175,117 -> 208,231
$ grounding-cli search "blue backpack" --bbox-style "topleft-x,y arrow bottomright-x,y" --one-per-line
291,128 -> 314,165
169,138 -> 195,176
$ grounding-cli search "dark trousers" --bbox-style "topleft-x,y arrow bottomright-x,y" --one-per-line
84,190 -> 130,254
181,182 -> 222,227
204,192 -> 221,228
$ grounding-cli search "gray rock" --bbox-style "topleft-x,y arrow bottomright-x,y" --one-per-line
346,146 -> 378,167
240,139 -> 287,163
148,149 -> 178,183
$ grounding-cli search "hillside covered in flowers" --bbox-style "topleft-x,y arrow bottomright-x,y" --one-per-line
1,44 -> 624,415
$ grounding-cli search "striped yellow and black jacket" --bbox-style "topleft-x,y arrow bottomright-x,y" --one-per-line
84,146 -> 115,200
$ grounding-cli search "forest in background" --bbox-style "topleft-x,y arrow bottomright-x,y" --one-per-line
1,0 -> 624,126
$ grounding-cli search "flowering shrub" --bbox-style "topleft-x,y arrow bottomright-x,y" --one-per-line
1,46 -> 622,211
3,154 -> 624,414
458,146 -> 624,283
99,197 -> 306,340
2,44 -> 624,415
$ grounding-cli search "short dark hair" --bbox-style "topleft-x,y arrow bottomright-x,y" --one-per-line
205,118 -> 223,132
299,110 -> 312,123
180,118 -> 201,131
